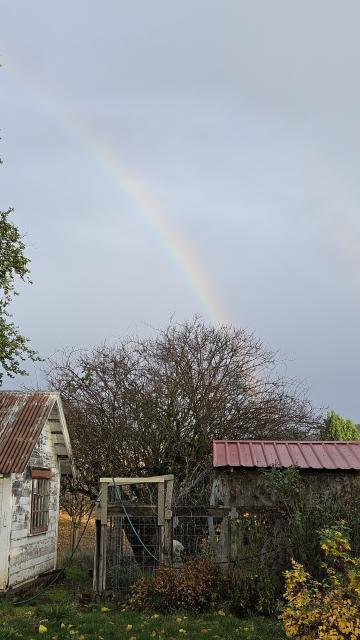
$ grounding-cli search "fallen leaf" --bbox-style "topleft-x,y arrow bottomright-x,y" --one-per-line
101,607 -> 110,613
38,625 -> 47,634
126,624 -> 133,631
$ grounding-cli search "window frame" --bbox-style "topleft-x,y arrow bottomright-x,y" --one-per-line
30,469 -> 51,535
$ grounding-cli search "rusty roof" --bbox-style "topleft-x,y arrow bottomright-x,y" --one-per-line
213,440 -> 360,471
0,392 -> 59,474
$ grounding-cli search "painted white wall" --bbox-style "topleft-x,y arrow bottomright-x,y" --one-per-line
0,476 -> 12,591
7,414 -> 61,589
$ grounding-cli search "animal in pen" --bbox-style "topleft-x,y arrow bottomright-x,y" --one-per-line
172,514 -> 225,561
172,539 -> 184,565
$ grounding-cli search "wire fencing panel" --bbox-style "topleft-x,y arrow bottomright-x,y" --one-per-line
104,483 -> 164,601
106,514 -> 160,599
172,512 -> 229,565
105,507 -> 231,600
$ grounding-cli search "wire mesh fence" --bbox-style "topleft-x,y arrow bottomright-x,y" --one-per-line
106,514 -> 160,599
172,512 -> 227,564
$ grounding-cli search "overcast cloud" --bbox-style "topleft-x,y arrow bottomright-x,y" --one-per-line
1,1 -> 359,418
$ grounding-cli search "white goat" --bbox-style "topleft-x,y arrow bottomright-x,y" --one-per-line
172,539 -> 184,565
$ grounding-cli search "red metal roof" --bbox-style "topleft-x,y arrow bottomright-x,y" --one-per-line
213,440 -> 360,471
0,392 -> 57,474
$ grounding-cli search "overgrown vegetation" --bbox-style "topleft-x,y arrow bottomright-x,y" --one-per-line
280,523 -> 360,639
127,559 -> 216,612
218,468 -> 360,617
226,514 -> 280,616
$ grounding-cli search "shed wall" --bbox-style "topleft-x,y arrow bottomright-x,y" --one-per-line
8,415 -> 61,588
211,468 -> 360,510
0,477 -> 11,590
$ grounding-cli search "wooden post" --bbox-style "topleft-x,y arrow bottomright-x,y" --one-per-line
100,481 -> 109,594
164,477 -> 174,565
93,486 -> 103,597
158,481 -> 165,563
93,519 -> 102,597
92,481 -> 109,598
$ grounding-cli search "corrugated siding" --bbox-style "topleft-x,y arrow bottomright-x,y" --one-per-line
0,393 -> 56,473
213,440 -> 360,470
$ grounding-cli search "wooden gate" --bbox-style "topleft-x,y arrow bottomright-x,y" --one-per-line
93,475 -> 174,599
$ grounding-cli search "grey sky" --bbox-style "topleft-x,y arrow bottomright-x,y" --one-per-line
1,1 -> 359,418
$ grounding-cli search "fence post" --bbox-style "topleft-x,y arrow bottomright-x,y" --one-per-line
93,481 -> 109,598
158,481 -> 165,563
93,485 -> 102,597
164,477 -> 174,565
229,506 -> 239,566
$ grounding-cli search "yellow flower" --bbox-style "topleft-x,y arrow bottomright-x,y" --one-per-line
101,607 -> 110,612
38,625 -> 47,634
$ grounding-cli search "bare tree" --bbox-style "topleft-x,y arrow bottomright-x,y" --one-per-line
60,477 -> 92,551
48,318 -> 321,503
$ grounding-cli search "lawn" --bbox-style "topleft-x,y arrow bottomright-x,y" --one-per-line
0,567 -> 286,640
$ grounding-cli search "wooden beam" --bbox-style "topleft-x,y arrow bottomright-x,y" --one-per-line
100,475 -> 174,485
158,482 -> 165,526
100,481 -> 109,525
165,477 -> 174,520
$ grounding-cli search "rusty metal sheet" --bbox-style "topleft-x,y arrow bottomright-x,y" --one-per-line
0,392 -> 56,474
213,440 -> 360,470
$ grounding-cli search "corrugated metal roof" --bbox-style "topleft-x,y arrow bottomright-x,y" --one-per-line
0,392 -> 58,473
213,440 -> 360,471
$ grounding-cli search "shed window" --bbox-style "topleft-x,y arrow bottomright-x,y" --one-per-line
31,469 -> 51,534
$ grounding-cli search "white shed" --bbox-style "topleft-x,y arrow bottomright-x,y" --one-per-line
0,391 -> 75,591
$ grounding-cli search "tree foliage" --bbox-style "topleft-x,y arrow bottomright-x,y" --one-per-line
0,207 -> 40,383
48,318 -> 321,501
321,410 -> 360,441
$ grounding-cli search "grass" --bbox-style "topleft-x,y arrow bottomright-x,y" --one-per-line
0,565 -> 286,640
0,602 -> 286,640
3,512 -> 287,639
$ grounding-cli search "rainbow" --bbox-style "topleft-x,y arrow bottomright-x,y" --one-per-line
4,57 -> 228,325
